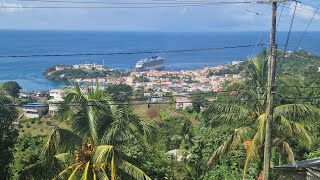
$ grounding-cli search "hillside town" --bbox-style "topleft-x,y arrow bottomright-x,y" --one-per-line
19,61 -> 245,118
62,61 -> 245,93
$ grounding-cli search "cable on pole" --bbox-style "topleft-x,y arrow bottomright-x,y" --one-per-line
0,43 -> 267,58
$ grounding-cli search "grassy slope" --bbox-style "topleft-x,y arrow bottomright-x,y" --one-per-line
134,104 -> 162,122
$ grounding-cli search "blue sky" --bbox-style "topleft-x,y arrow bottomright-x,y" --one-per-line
0,0 -> 319,31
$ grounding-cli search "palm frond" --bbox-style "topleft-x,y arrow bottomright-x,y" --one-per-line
203,103 -> 250,116
207,127 -> 249,168
139,120 -> 158,144
273,138 -> 295,163
208,113 -> 251,126
97,168 -> 110,180
81,162 -> 91,180
55,153 -> 74,165
65,83 -> 114,144
101,106 -> 155,146
274,115 -> 293,137
242,131 -> 262,179
202,103 -> 250,125
275,115 -> 312,148
19,160 -> 61,180
274,104 -> 320,121
54,163 -> 81,180
247,55 -> 268,89
42,128 -> 82,158
118,159 -> 151,180
242,115 -> 266,179
111,152 -> 116,180
255,114 -> 266,147
92,145 -> 114,167
68,163 -> 84,180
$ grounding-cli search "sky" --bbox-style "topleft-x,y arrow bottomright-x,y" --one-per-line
0,0 -> 319,32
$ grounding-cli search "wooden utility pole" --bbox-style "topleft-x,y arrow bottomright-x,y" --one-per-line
263,1 -> 278,179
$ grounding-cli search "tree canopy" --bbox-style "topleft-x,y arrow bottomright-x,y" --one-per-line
0,95 -> 19,179
2,81 -> 21,97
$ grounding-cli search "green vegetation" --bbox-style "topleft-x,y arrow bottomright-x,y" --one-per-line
2,81 -> 21,97
11,133 -> 45,179
208,61 -> 246,77
134,76 -> 150,82
20,84 -> 156,179
203,54 -> 319,179
3,50 -> 320,179
105,84 -> 133,101
0,95 -> 19,179
277,50 -> 320,75
44,65 -> 130,81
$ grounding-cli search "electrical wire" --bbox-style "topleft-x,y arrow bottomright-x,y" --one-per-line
250,6 -> 270,57
276,2 -> 284,28
278,0 -> 297,72
0,43 -> 267,58
294,2 -> 320,50
1,98 -> 269,107
282,3 -> 320,15
17,0 -> 261,5
1,1 -> 264,9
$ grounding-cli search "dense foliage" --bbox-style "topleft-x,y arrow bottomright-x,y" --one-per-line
7,50 -> 320,179
2,81 -> 21,97
44,66 -> 130,81
0,95 -> 19,179
134,76 -> 150,82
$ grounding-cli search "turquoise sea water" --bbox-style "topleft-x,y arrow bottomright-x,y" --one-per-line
0,30 -> 319,91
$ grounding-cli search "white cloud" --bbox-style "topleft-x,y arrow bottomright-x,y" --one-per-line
290,2 -> 320,21
0,3 -> 24,13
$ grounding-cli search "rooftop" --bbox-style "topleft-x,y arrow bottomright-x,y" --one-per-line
23,103 -> 47,107
274,157 -> 320,169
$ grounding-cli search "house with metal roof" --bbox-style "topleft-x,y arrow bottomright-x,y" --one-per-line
274,157 -> 320,180
23,102 -> 48,118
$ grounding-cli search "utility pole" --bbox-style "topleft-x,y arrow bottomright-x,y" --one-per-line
263,0 -> 278,179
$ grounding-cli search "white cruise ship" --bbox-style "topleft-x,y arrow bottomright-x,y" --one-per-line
135,56 -> 165,71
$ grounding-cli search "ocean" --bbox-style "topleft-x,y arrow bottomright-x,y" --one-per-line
0,30 -> 319,91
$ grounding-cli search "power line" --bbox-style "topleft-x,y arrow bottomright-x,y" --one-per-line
276,2 -> 284,28
298,1 -> 319,10
17,0 -> 261,5
0,43 -> 267,58
278,0 -> 297,72
294,2 -> 320,50
1,98 -> 269,107
1,1 -> 265,9
5,0 -> 317,14
276,85 -> 320,89
282,3 -> 320,15
250,5 -> 271,57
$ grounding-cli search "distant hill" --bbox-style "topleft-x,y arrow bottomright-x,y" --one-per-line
44,65 -> 130,81
278,50 -> 320,75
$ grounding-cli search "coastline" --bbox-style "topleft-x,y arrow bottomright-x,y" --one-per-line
1,31 -> 320,91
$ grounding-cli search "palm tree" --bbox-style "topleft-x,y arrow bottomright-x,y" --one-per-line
202,53 -> 320,178
21,84 -> 156,179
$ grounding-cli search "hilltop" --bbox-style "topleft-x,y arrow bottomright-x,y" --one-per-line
44,63 -> 130,81
278,50 -> 320,75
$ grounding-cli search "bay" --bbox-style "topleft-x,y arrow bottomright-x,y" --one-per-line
0,30 -> 319,91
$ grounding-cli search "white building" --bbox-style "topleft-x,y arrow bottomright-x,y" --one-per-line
72,63 -> 106,71
48,89 -> 64,115
23,103 -> 48,118
231,60 -> 243,66
175,97 -> 192,110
